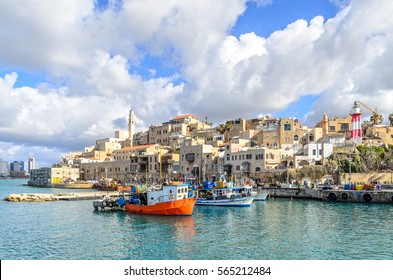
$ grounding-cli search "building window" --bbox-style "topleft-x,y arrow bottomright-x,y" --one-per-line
236,165 -> 240,171
284,124 -> 291,131
226,154 -> 230,161
294,135 -> 299,141
340,123 -> 349,132
312,149 -> 316,155
319,149 -> 322,156
329,126 -> 336,131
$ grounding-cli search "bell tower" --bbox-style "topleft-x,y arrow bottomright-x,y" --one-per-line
128,109 -> 135,146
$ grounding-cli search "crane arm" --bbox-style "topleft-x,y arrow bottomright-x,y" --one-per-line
357,100 -> 378,114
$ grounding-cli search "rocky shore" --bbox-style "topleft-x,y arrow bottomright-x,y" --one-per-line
5,191 -> 119,202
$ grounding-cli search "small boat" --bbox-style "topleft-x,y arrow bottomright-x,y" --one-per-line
93,194 -> 123,211
123,183 -> 196,216
196,179 -> 256,207
254,192 -> 269,201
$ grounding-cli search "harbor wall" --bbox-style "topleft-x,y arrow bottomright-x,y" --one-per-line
260,187 -> 393,204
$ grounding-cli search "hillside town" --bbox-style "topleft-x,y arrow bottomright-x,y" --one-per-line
26,101 -> 393,187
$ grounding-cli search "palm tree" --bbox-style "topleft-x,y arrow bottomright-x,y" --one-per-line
216,121 -> 233,141
389,113 -> 393,126
370,112 -> 383,125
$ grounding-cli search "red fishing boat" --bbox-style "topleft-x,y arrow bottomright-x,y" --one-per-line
124,183 -> 196,216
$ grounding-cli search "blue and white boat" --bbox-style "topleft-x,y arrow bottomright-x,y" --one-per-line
196,179 -> 256,207
254,192 -> 269,201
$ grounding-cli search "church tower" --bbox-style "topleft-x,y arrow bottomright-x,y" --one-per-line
128,109 -> 135,146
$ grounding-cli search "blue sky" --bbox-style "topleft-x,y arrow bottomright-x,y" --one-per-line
1,0 -> 392,167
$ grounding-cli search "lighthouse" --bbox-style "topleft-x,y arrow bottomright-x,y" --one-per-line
350,101 -> 362,144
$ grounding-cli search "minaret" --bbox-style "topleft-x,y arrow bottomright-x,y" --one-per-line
128,109 -> 135,146
322,113 -> 328,137
350,101 -> 362,144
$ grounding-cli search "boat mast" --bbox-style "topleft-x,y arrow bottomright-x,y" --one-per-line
159,146 -> 162,186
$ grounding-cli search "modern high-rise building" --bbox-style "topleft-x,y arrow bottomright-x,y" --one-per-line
0,159 -> 10,177
10,161 -> 24,172
28,157 -> 36,174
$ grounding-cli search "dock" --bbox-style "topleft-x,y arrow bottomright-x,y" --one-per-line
4,191 -> 120,202
260,187 -> 393,204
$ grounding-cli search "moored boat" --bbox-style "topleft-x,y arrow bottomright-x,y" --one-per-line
254,192 -> 269,201
124,183 -> 196,215
196,180 -> 256,207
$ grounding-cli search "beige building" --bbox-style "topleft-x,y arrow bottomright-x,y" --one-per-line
365,125 -> 393,145
133,130 -> 149,146
252,117 -> 307,149
223,146 -> 293,184
113,144 -> 161,161
29,166 -> 80,186
147,114 -> 211,147
80,160 -> 132,182
279,118 -> 307,148
179,138 -> 218,182
82,144 -> 169,183
316,114 -> 352,136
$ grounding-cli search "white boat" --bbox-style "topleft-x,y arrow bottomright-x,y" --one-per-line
196,180 -> 256,207
254,192 -> 269,201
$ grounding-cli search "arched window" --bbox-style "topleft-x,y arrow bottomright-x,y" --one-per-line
294,135 -> 299,142
255,167 -> 261,172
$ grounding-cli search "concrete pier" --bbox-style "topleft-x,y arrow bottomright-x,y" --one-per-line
4,191 -> 120,202
260,187 -> 393,204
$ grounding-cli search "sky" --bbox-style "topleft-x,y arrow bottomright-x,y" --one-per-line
1,0 -> 392,167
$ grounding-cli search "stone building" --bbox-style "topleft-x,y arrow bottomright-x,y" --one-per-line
29,166 -> 80,186
179,138 -> 218,183
365,125 -> 393,145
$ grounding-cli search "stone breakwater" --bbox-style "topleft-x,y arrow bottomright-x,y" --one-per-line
5,191 -> 119,202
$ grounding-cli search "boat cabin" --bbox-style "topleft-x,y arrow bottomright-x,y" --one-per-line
147,184 -> 189,205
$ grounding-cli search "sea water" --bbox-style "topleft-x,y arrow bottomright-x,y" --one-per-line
1,179 -> 392,260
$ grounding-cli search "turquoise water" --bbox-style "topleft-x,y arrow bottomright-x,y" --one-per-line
1,179 -> 392,260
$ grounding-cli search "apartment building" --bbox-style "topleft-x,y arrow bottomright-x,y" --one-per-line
179,138 -> 217,182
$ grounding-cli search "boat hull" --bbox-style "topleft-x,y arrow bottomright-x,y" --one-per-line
125,197 -> 196,215
254,193 -> 269,201
196,195 -> 255,207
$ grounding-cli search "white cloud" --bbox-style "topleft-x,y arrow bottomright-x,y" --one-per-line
1,0 -> 393,165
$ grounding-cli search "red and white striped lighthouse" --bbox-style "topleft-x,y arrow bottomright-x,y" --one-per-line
350,101 -> 362,144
